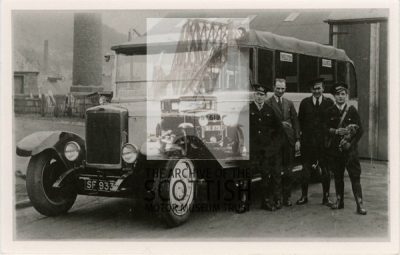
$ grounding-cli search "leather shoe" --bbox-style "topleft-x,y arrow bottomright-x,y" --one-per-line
235,202 -> 249,214
331,199 -> 344,210
283,199 -> 292,207
296,196 -> 308,205
322,197 -> 334,207
261,201 -> 276,211
357,206 -> 367,215
275,200 -> 282,210
355,197 -> 367,215
357,207 -> 367,215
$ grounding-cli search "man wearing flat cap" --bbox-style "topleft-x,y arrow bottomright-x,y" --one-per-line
296,78 -> 334,206
239,84 -> 284,212
323,82 -> 367,215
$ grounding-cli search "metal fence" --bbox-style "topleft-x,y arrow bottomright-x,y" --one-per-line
14,93 -> 99,118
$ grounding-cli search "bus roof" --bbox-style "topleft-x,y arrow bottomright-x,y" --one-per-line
243,30 -> 351,62
111,29 -> 352,63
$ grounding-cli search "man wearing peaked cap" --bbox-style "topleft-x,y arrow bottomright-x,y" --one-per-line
296,77 -> 334,206
237,83 -> 284,212
331,81 -> 348,94
253,84 -> 268,94
323,81 -> 367,215
310,77 -> 325,87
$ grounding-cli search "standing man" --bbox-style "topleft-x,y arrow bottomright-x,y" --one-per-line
266,78 -> 300,208
296,78 -> 334,206
238,84 -> 284,212
324,82 -> 367,215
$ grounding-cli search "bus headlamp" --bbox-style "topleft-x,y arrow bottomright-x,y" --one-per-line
122,143 -> 138,163
64,141 -> 81,161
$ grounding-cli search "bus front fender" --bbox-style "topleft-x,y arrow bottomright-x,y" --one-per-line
16,131 -> 86,169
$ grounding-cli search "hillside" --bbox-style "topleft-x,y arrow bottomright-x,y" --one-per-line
13,12 -> 127,81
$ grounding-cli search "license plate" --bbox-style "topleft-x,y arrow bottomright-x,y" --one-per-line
205,125 -> 221,131
83,179 -> 115,192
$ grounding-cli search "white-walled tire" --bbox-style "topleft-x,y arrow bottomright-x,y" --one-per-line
26,151 -> 77,216
153,159 -> 196,227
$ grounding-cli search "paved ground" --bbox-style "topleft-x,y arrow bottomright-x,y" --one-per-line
14,116 -> 389,240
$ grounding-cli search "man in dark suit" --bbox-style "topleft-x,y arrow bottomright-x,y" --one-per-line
265,78 -> 300,208
324,82 -> 367,215
238,84 -> 284,212
296,78 -> 334,206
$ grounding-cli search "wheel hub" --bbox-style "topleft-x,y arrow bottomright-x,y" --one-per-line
169,160 -> 195,216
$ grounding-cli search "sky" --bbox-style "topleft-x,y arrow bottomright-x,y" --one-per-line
102,10 -> 167,35
100,8 -> 388,41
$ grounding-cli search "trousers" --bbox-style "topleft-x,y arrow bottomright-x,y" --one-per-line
326,150 -> 363,201
247,147 -> 281,202
300,154 -> 331,197
276,141 -> 293,201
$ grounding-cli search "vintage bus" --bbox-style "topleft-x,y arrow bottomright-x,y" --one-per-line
17,19 -> 357,227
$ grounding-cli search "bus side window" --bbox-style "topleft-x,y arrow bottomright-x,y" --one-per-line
221,47 -> 250,91
348,63 -> 357,99
337,61 -> 357,99
249,48 -> 254,82
319,58 -> 336,93
257,49 -> 273,91
299,55 -> 318,92
275,51 -> 298,92
337,61 -> 347,83
236,47 -> 250,90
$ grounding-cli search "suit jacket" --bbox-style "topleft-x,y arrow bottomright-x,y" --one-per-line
298,96 -> 334,155
247,102 -> 284,156
266,96 -> 300,146
323,104 -> 363,156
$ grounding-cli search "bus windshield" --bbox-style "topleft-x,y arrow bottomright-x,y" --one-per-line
114,46 -> 250,100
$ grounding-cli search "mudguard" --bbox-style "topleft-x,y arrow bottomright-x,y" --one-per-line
16,131 -> 86,170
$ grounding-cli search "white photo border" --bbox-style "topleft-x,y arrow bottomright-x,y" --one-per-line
1,0 -> 399,254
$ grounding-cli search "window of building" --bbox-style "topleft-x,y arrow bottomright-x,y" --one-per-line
14,75 -> 24,94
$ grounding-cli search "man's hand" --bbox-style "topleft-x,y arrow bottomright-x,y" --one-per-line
295,140 -> 301,152
336,128 -> 349,136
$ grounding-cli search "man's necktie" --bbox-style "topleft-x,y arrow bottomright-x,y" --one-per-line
315,99 -> 320,109
278,97 -> 283,112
